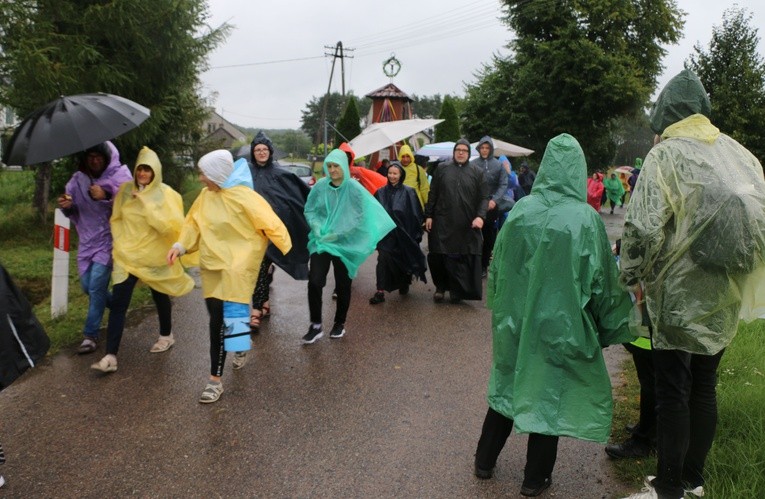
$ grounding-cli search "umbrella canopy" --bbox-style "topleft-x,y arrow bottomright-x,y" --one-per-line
348,118 -> 443,158
613,166 -> 634,175
2,93 -> 150,166
471,137 -> 534,157
415,141 -> 478,160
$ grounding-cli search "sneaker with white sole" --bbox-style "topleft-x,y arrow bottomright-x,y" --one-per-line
329,323 -> 346,339
302,325 -> 323,344
150,334 -> 175,353
0,475 -> 5,488
90,355 -> 117,373
199,381 -> 224,404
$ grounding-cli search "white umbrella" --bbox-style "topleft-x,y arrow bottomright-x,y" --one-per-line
415,141 -> 479,160
472,137 -> 534,157
348,118 -> 443,158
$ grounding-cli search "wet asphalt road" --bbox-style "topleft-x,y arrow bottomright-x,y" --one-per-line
0,210 -> 631,498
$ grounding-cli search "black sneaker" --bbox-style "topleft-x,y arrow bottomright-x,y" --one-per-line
369,291 -> 385,304
329,323 -> 346,339
399,284 -> 409,295
520,477 -> 552,497
474,463 -> 493,480
302,325 -> 323,344
605,438 -> 651,459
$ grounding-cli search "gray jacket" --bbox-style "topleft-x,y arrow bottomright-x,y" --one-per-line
471,136 -> 507,203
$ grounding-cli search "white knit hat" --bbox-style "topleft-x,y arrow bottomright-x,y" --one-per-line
198,150 -> 234,187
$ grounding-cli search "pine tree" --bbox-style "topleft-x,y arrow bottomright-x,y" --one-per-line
335,96 -> 361,146
435,96 -> 460,142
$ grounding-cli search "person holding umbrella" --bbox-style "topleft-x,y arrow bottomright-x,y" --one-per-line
167,150 -> 291,403
90,147 -> 194,373
57,141 -> 132,354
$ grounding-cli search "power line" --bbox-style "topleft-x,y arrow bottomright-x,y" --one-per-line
209,54 -> 325,70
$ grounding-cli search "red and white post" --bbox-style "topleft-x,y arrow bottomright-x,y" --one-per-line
51,208 -> 70,318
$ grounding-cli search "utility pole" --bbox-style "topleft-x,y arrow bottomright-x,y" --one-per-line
321,41 -> 354,156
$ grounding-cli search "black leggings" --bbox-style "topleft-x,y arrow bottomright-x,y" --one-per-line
251,257 -> 273,310
205,298 -> 226,377
106,274 -> 172,355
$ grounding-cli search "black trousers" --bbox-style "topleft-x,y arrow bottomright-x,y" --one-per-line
481,209 -> 499,269
651,348 -> 724,498
308,252 -> 352,326
624,342 -> 656,444
475,407 -> 559,487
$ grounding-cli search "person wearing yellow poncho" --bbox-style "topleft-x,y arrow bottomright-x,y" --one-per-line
90,147 -> 194,374
167,150 -> 291,404
620,69 -> 765,499
397,144 -> 430,208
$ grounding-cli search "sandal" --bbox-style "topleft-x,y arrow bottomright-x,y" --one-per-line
250,310 -> 262,333
199,381 -> 224,404
261,301 -> 270,319
91,355 -> 117,373
150,334 -> 175,353
77,338 -> 98,354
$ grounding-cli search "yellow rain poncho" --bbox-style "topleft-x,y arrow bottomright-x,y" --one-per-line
111,147 -> 194,296
398,144 -> 430,208
621,70 -> 765,354
178,156 -> 292,304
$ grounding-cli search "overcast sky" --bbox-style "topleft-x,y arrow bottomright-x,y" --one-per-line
199,0 -> 765,131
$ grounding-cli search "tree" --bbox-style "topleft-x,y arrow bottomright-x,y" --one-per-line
300,92 -> 370,144
462,0 -> 684,168
0,0 -> 229,218
687,7 -> 765,165
611,110 -> 655,166
435,96 -> 460,142
334,96 -> 361,145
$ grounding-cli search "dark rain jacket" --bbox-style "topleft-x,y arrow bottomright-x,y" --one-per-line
424,142 -> 488,255
487,133 -> 633,443
471,136 -> 508,204
249,131 -> 311,280
1,263 -> 49,390
374,166 -> 427,284
621,69 -> 765,354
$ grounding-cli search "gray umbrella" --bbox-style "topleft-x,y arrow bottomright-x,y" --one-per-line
2,93 -> 150,166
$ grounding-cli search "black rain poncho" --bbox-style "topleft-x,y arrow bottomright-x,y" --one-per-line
487,134 -> 633,443
373,165 -> 427,290
621,70 -> 765,354
249,131 -> 311,280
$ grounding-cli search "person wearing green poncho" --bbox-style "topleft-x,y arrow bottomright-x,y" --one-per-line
603,172 -> 625,214
620,69 -> 765,499
302,149 -> 395,344
473,133 -> 633,497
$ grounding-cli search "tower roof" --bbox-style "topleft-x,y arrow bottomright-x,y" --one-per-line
365,83 -> 412,101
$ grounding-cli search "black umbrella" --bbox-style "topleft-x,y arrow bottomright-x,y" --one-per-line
2,93 -> 150,166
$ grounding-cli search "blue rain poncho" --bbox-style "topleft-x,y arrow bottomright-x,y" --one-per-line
621,70 -> 765,355
487,133 -> 634,443
305,149 -> 395,278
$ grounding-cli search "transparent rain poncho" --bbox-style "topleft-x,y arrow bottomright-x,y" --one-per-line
304,149 -> 395,278
621,71 -> 765,354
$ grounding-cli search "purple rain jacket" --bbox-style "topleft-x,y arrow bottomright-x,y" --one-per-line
63,141 -> 133,276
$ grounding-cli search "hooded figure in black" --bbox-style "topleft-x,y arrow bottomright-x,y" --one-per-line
369,162 -> 428,304
247,131 -> 311,331
424,138 -> 489,302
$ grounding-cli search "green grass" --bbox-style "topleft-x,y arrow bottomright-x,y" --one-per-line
611,320 -> 765,497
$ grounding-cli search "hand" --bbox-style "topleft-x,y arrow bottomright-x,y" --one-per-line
167,248 -> 180,266
89,185 -> 107,200
488,199 -> 496,211
471,217 -> 484,229
425,218 -> 432,231
57,194 -> 73,209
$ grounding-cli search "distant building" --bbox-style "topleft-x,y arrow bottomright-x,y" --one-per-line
201,107 -> 246,149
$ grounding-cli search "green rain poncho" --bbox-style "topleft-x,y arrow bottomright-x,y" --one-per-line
487,133 -> 633,443
603,175 -> 625,206
621,70 -> 765,355
305,149 -> 395,278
